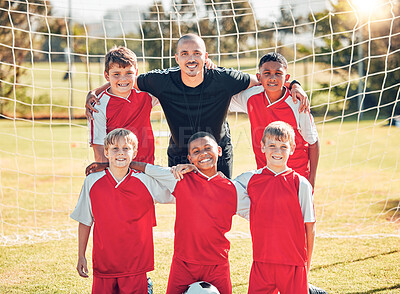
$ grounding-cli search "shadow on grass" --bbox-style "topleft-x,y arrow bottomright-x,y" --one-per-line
312,250 -> 399,271
346,283 -> 400,294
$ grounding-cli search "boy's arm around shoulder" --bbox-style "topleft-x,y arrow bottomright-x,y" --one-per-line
134,170 -> 176,204
142,164 -> 179,194
233,180 -> 250,220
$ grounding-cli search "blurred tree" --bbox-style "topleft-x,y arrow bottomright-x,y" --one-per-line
141,0 -> 259,70
0,0 -> 52,115
310,0 -> 400,118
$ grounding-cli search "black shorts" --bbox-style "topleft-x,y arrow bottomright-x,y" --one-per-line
167,135 -> 233,178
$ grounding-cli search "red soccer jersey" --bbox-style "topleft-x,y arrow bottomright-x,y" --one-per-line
89,88 -> 157,164
235,167 -> 315,267
173,172 -> 237,265
231,86 -> 318,178
144,165 -> 248,265
70,169 -> 174,278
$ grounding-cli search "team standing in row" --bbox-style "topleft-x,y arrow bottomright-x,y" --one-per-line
71,34 -> 324,294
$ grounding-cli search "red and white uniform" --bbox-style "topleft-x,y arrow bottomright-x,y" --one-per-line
89,88 -> 159,164
230,86 -> 318,178
144,164 -> 250,294
234,167 -> 315,293
70,168 -> 174,279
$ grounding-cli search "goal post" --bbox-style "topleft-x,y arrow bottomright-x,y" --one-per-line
0,0 -> 399,245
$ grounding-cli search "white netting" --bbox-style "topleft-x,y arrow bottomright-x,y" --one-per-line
0,0 -> 399,245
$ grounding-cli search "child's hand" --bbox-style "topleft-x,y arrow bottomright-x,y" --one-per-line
170,164 -> 198,180
77,256 -> 89,278
85,162 -> 109,176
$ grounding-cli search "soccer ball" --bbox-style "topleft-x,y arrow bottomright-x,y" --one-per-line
183,281 -> 220,294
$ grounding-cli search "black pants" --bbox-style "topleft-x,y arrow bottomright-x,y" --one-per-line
167,135 -> 233,179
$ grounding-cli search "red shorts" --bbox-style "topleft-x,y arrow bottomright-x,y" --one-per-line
166,256 -> 232,294
247,261 -> 308,294
92,273 -> 147,294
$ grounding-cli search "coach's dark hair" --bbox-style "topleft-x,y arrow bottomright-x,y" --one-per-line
187,132 -> 217,150
258,52 -> 288,69
104,46 -> 137,73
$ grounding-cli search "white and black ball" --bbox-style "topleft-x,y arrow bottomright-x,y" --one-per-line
183,281 -> 220,294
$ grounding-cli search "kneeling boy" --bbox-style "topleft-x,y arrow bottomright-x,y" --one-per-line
71,128 -> 174,294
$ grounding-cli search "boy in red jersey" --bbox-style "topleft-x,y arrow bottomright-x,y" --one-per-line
89,46 -> 158,164
235,121 -> 316,294
230,52 -> 320,187
71,129 -> 174,294
125,132 -> 250,294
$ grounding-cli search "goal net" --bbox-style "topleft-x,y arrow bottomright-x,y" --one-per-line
0,0 -> 399,245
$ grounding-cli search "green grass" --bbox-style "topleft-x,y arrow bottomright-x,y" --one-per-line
0,116 -> 399,293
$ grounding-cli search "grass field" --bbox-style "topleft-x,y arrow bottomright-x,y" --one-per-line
0,114 -> 399,293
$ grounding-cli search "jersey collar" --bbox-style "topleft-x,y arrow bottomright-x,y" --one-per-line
106,168 -> 132,188
105,87 -> 133,101
264,87 -> 290,107
264,166 -> 292,177
195,170 -> 219,181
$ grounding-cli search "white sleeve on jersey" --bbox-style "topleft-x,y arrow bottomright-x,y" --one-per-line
88,94 -> 110,146
285,96 -> 318,145
229,85 -> 264,113
133,172 -> 176,204
298,176 -> 316,223
233,169 -> 261,190
144,164 -> 179,193
298,111 -> 318,145
233,181 -> 250,220
70,172 -> 105,226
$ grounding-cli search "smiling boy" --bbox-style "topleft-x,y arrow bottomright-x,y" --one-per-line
235,121 -> 316,294
124,132 -> 250,294
71,129 -> 174,293
231,52 -> 320,187
89,46 -> 158,164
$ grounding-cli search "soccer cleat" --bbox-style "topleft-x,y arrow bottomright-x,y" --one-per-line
147,277 -> 153,294
309,283 -> 328,294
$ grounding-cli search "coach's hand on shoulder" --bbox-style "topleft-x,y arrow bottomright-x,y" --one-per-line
205,58 -> 217,69
291,83 -> 310,113
85,162 -> 109,176
77,256 -> 89,278
171,164 -> 198,180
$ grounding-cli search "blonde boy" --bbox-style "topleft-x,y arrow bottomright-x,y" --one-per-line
71,128 -> 173,293
235,121 -> 316,294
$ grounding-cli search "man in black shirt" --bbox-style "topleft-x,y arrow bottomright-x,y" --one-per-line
86,34 -> 308,178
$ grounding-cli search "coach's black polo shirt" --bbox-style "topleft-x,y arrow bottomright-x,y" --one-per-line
137,66 -> 250,149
